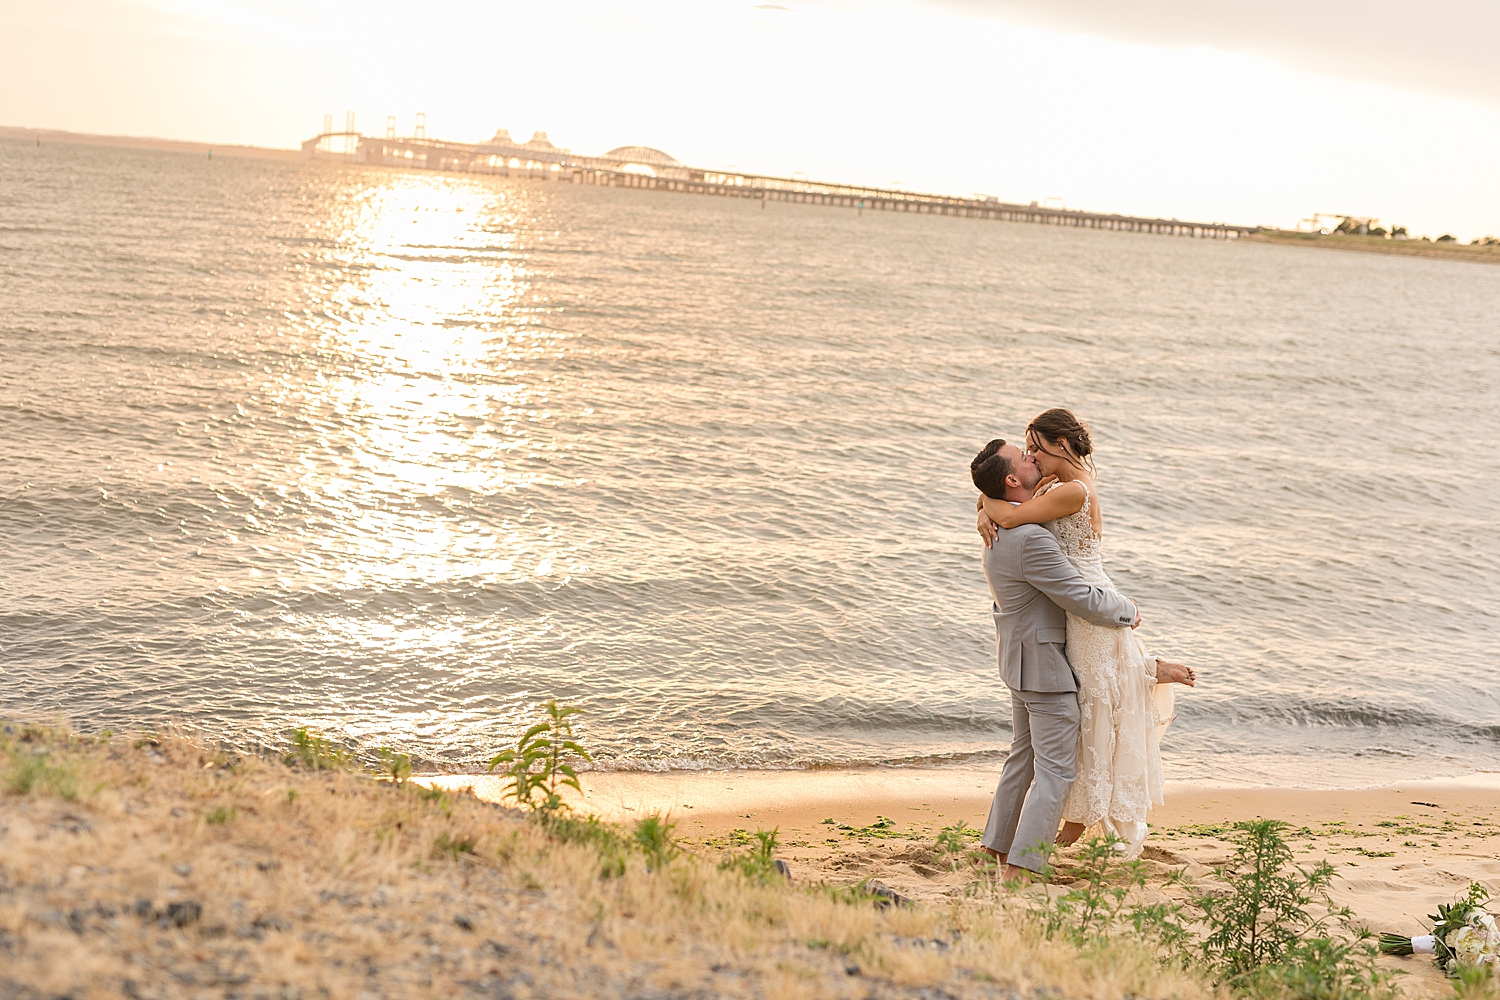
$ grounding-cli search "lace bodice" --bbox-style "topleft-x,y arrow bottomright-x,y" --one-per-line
1039,481 -> 1108,586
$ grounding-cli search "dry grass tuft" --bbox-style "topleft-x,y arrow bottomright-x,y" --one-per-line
0,723 -> 1221,999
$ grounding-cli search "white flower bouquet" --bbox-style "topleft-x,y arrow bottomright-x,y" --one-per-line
1380,883 -> 1499,976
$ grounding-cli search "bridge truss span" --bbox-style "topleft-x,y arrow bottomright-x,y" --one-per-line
299,129 -> 1260,241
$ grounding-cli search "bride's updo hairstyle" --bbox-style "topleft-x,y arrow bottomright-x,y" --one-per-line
1026,408 -> 1096,474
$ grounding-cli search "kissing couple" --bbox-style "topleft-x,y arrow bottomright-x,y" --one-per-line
971,408 -> 1196,883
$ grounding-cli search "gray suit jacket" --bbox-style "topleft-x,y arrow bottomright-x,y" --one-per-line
982,523 -> 1137,693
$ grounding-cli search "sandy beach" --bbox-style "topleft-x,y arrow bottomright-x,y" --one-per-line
430,767 -> 1500,997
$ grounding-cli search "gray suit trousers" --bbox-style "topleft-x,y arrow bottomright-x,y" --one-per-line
981,687 -> 1080,873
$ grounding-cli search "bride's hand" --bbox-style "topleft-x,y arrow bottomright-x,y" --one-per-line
977,507 -> 998,548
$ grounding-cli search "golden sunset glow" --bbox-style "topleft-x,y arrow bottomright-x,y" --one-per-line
6,1 -> 1500,236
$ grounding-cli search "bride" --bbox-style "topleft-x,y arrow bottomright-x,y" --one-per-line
977,408 -> 1196,857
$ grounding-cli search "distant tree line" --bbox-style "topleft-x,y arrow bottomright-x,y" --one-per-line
1330,218 -> 1498,245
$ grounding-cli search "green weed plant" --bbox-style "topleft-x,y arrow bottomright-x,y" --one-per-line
1,726 -> 82,799
1451,963 -> 1500,1000
376,748 -> 412,787
487,701 -> 591,814
283,728 -> 352,771
433,831 -> 478,860
4,746 -> 80,799
936,820 -> 981,855
1026,833 -> 1187,949
633,813 -> 680,872
1011,821 -> 1390,1000
205,806 -> 237,825
720,828 -> 782,884
539,810 -> 629,878
1188,819 -> 1387,998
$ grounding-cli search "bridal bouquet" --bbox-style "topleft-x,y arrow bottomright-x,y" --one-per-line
1380,883 -> 1499,975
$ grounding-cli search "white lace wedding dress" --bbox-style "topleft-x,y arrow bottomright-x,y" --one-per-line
1041,482 -> 1174,858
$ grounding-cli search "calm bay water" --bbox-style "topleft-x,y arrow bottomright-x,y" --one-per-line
3,138 -> 1499,786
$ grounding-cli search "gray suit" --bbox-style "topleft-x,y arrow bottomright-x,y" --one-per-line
980,522 -> 1136,873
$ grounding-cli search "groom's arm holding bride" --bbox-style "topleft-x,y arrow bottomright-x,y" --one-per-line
1016,529 -> 1140,630
978,493 -> 1198,686
978,491 -> 1140,629
972,486 -> 1140,630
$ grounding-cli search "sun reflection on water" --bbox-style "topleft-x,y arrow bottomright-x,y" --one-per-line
245,173 -> 591,750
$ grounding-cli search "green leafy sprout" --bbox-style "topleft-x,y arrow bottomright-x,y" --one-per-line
487,700 -> 592,814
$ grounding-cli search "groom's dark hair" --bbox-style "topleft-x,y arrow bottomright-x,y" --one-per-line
970,439 -> 1012,498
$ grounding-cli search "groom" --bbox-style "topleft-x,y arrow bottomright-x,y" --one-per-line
969,439 -> 1138,881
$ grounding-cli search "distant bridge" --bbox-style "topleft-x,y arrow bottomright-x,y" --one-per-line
300,129 -> 1261,240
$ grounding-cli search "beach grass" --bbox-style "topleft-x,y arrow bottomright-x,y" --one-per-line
7,721 -> 1489,999
0,721 -> 1235,999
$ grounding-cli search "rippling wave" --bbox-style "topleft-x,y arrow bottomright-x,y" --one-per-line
2,138 -> 1499,787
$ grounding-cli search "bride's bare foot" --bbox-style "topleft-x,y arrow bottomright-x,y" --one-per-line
1055,821 -> 1085,846
1156,659 -> 1196,686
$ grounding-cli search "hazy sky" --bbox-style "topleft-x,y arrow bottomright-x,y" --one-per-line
4,0 -> 1498,237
